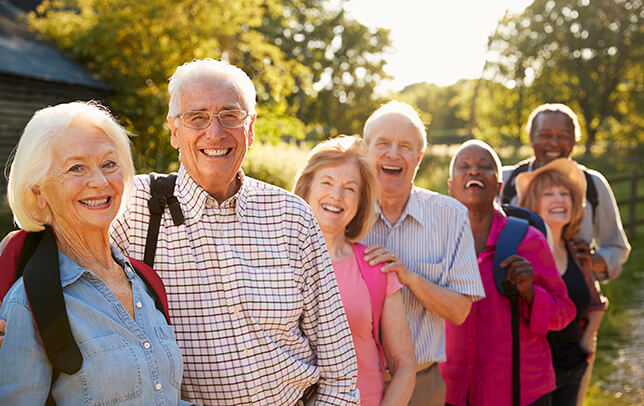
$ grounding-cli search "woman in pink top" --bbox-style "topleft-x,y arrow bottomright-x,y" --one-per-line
442,140 -> 576,406
294,135 -> 417,405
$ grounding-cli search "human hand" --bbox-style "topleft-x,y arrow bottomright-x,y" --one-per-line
580,331 -> 597,357
501,255 -> 535,305
0,319 -> 6,349
568,239 -> 592,266
363,245 -> 414,286
363,245 -> 398,267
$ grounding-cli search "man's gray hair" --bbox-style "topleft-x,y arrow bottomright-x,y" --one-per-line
167,58 -> 257,119
363,101 -> 427,153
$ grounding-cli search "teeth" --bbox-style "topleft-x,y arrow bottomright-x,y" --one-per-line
80,198 -> 109,207
203,149 -> 228,157
321,204 -> 342,213
550,208 -> 566,213
466,180 -> 485,188
546,152 -> 560,157
382,165 -> 401,171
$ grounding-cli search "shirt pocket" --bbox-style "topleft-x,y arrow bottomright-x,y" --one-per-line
412,261 -> 446,285
77,333 -> 143,405
155,326 -> 183,388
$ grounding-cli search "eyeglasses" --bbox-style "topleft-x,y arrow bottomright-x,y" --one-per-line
176,109 -> 250,130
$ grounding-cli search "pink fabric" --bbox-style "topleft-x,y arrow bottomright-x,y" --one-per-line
333,251 -> 402,406
440,210 -> 575,406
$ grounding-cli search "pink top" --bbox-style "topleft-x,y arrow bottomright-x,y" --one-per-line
333,252 -> 402,406
440,210 -> 576,406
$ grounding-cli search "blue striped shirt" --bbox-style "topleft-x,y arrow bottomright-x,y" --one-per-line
362,187 -> 485,364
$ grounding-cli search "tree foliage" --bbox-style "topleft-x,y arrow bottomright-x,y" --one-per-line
26,0 -> 391,171
485,0 -> 643,154
257,0 -> 392,139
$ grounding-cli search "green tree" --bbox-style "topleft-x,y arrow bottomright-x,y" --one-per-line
28,0 -> 309,172
257,0 -> 392,139
485,0 -> 643,155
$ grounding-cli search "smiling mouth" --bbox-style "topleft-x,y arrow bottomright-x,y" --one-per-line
381,165 -> 402,175
202,148 -> 231,157
79,197 -> 111,208
545,152 -> 562,159
549,207 -> 567,214
465,179 -> 485,188
321,204 -> 343,213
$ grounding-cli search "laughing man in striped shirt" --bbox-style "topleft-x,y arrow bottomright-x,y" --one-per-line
360,101 -> 486,406
111,59 -> 359,405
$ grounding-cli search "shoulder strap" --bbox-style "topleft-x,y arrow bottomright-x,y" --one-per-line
144,173 -> 184,267
128,256 -> 171,325
501,204 -> 547,237
351,243 -> 387,377
500,161 -> 531,205
22,227 -> 83,376
493,216 -> 530,297
583,170 -> 598,223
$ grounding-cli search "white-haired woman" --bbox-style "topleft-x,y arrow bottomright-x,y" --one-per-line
0,102 -> 195,405
294,135 -> 417,406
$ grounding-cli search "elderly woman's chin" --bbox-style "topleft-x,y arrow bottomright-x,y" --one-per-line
38,123 -> 125,234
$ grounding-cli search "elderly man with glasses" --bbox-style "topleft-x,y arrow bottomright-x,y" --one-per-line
110,59 -> 359,405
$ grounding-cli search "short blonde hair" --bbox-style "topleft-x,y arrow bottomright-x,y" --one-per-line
6,101 -> 135,231
293,135 -> 379,242
518,170 -> 585,240
363,101 -> 427,153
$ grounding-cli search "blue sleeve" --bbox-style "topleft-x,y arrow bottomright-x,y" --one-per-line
0,285 -> 52,405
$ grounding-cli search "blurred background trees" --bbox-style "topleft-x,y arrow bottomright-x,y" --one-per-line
24,0 -> 641,168
27,0 -> 390,171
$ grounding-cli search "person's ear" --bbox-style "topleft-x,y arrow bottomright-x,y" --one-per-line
447,178 -> 453,197
31,185 -> 48,209
169,116 -> 180,149
247,115 -> 256,147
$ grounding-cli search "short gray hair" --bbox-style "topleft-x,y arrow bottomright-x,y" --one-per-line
449,139 -> 503,181
363,101 -> 427,153
6,101 -> 135,231
167,58 -> 257,119
526,103 -> 581,142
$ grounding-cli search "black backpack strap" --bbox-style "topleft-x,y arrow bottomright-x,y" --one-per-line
144,173 -> 184,267
501,161 -> 531,205
583,170 -> 599,224
493,216 -> 530,406
22,227 -> 83,377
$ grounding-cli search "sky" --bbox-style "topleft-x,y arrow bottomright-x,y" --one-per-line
343,0 -> 533,92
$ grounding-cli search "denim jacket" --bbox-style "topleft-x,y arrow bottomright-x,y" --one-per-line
0,246 -> 196,405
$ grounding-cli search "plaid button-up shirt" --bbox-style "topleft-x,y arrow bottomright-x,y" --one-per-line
111,166 -> 359,405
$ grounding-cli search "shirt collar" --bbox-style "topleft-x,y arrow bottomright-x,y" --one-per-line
59,245 -> 135,287
176,164 -> 248,224
377,187 -> 425,228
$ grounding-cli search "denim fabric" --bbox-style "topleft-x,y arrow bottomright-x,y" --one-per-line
0,246 -> 195,405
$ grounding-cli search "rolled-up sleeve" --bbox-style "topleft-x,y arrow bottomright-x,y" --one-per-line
588,170 -> 631,280
297,211 -> 359,405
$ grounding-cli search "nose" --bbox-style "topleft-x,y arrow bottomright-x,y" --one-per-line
205,116 -> 226,138
88,167 -> 109,187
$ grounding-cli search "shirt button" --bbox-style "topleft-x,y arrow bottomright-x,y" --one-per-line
155,383 -> 162,390
136,301 -> 143,309
143,342 -> 151,349
242,348 -> 250,356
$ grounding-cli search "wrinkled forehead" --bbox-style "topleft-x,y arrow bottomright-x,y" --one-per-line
180,75 -> 249,110
366,113 -> 422,143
